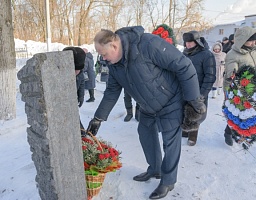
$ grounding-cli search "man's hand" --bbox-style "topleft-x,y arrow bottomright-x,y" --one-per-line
86,118 -> 102,136
188,96 -> 206,114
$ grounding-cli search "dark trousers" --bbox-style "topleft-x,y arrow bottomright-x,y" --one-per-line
124,90 -> 139,110
137,120 -> 181,185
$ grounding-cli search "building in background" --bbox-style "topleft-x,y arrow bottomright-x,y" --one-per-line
201,14 -> 256,48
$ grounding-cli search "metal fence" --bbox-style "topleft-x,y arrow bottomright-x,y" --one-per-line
15,44 -> 28,58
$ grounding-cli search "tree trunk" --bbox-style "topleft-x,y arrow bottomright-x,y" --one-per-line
0,0 -> 16,120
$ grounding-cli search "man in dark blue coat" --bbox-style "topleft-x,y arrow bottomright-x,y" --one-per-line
86,26 -> 206,199
182,31 -> 216,146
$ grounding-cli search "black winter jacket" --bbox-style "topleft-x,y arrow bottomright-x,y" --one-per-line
183,43 -> 216,98
95,26 -> 201,121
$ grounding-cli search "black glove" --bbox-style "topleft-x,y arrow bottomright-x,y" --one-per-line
86,118 -> 102,136
188,96 -> 206,114
78,98 -> 84,107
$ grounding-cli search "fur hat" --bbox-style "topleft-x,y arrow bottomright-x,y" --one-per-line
63,46 -> 86,70
181,103 -> 202,132
229,34 -> 234,41
247,33 -> 256,41
183,31 -> 204,48
152,24 -> 177,46
222,37 -> 229,42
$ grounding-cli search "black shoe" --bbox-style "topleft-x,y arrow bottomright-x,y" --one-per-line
224,133 -> 233,146
86,97 -> 95,102
149,184 -> 174,199
133,172 -> 161,182
124,114 -> 133,122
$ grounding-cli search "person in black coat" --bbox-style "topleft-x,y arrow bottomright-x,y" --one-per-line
86,26 -> 206,199
95,54 -> 109,88
83,48 -> 96,102
222,34 -> 234,53
182,31 -> 216,146
63,46 -> 86,136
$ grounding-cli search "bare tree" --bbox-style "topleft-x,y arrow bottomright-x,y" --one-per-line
11,0 -> 212,45
174,0 -> 212,39
0,0 -> 16,120
145,0 -> 161,29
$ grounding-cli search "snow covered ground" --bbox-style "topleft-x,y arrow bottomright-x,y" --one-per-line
0,40 -> 256,200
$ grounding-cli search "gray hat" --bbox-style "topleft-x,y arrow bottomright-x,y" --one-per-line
183,31 -> 204,48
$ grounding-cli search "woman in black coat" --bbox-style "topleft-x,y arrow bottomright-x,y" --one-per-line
83,49 -> 96,102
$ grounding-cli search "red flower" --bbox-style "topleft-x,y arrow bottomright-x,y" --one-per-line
82,137 -> 94,144
82,146 -> 87,150
160,30 -> 169,39
240,129 -> 250,136
249,126 -> 256,134
100,142 -> 108,149
240,78 -> 250,86
105,153 -> 110,158
243,101 -> 252,109
152,27 -> 164,35
84,162 -> 89,169
98,154 -> 105,160
233,96 -> 241,104
165,38 -> 173,44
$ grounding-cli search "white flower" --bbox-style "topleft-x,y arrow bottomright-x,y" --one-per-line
225,100 -> 230,107
228,104 -> 236,112
239,112 -> 247,120
248,108 -> 256,116
237,90 -> 243,97
228,91 -> 234,99
232,108 -> 240,116
252,92 -> 256,101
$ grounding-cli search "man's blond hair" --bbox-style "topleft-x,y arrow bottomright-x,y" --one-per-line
94,29 -> 119,45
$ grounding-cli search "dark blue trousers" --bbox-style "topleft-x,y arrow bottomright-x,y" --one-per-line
137,118 -> 182,186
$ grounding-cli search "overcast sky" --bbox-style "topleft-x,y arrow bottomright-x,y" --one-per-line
203,0 -> 256,24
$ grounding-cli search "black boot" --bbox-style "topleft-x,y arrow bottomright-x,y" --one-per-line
86,89 -> 95,102
187,130 -> 198,146
182,131 -> 188,138
135,105 -> 140,122
124,108 -> 133,122
224,125 -> 233,146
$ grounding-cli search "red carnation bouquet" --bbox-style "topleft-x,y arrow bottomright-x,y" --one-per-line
81,133 -> 122,199
82,136 -> 122,173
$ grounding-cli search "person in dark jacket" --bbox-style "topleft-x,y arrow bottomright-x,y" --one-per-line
182,31 -> 216,146
63,46 -> 86,136
95,54 -> 109,88
222,34 -> 234,53
83,48 -> 96,102
86,26 -> 206,199
222,36 -> 229,48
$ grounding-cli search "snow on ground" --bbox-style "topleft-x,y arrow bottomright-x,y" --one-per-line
0,40 -> 256,200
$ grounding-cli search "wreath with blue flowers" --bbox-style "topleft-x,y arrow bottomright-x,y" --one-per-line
222,65 -> 256,148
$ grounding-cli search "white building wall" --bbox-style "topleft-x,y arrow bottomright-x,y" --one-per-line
202,23 -> 241,48
201,15 -> 256,48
